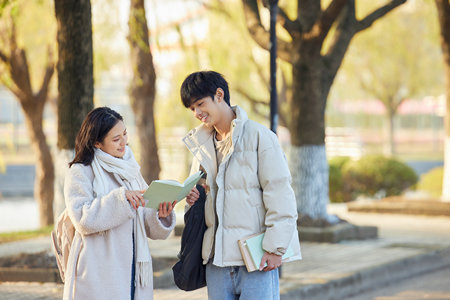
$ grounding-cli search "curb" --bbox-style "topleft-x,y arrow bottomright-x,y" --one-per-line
0,267 -> 62,283
299,223 -> 378,243
281,247 -> 450,300
347,199 -> 450,216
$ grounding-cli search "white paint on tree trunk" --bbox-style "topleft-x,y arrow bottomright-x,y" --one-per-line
442,137 -> 450,202
289,144 -> 339,223
53,148 -> 74,222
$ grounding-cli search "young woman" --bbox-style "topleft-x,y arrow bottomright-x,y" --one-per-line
63,107 -> 176,300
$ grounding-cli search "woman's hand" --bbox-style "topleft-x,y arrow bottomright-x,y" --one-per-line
126,190 -> 146,210
186,186 -> 201,206
158,201 -> 176,218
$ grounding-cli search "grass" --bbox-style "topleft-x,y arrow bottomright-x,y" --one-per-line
0,225 -> 54,244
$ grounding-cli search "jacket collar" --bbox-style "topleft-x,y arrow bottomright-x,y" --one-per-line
182,105 -> 248,176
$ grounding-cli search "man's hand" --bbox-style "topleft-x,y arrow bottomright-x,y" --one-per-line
186,186 -> 200,206
260,252 -> 282,272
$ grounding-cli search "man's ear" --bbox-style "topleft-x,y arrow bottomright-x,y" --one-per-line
215,88 -> 224,102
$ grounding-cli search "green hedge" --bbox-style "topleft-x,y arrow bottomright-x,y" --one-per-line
329,155 -> 418,202
329,156 -> 351,203
416,166 -> 443,198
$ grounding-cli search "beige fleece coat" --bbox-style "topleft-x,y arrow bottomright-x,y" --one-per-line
63,163 -> 175,300
183,106 -> 301,266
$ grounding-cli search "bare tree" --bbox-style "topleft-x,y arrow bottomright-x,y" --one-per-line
128,0 -> 160,183
242,0 -> 406,223
0,20 -> 55,227
436,0 -> 450,199
53,0 -> 94,218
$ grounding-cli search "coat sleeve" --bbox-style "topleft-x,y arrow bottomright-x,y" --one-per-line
64,164 -> 135,235
142,208 -> 176,240
257,131 -> 298,255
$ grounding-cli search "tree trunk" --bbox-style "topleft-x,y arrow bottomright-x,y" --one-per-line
386,106 -> 395,156
0,19 -> 56,226
21,103 -> 54,227
54,0 -> 94,219
128,0 -> 160,183
243,0 -> 406,222
289,42 -> 334,220
436,0 -> 450,200
290,145 -> 331,220
55,0 -> 94,150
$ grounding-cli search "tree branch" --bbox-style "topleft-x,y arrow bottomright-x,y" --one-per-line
9,47 -> 33,100
242,0 -> 292,62
298,0 -> 321,31
235,86 -> 269,106
6,18 -> 33,100
36,47 -> 54,102
277,69 -> 289,127
322,1 -> 357,94
0,49 -> 7,63
356,0 -> 407,32
234,86 -> 271,120
0,73 -> 25,101
248,52 -> 270,92
315,0 -> 348,42
278,7 -> 302,38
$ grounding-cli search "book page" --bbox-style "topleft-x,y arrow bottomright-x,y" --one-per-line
245,233 -> 266,269
176,171 -> 203,200
143,171 -> 203,209
144,181 -> 182,209
154,179 -> 183,187
183,171 -> 203,185
238,240 -> 258,272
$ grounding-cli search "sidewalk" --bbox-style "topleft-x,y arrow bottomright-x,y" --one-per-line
1,204 -> 450,300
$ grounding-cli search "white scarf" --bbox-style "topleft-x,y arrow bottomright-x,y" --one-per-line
92,146 -> 151,287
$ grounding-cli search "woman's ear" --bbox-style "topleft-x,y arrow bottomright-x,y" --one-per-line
94,142 -> 101,149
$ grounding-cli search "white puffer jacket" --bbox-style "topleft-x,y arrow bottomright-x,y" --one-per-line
183,106 -> 301,266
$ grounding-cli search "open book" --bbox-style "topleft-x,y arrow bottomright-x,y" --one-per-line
238,232 -> 295,272
144,171 -> 203,209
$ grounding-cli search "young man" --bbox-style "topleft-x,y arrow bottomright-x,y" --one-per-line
181,71 -> 301,299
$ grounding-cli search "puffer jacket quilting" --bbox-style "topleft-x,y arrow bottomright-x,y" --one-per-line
183,106 -> 302,267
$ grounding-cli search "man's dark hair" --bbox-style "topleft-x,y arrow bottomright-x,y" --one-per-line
180,71 -> 230,108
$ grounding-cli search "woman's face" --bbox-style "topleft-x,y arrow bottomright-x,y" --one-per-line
95,121 -> 128,158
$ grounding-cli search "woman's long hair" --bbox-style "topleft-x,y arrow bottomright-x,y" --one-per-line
69,107 -> 123,167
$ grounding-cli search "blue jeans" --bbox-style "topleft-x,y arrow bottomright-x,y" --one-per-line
206,263 -> 280,300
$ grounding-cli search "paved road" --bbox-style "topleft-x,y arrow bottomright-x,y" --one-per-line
0,282 -> 62,300
346,266 -> 450,300
0,165 -> 34,197
1,203 -> 450,299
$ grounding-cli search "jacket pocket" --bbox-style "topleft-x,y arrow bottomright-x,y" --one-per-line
254,204 -> 265,232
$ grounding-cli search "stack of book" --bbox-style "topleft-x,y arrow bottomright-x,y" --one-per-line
238,232 -> 294,272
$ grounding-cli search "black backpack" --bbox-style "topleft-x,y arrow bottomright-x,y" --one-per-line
172,184 -> 207,291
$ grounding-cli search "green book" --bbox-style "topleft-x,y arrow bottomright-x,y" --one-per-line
238,232 -> 295,272
143,171 -> 203,209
